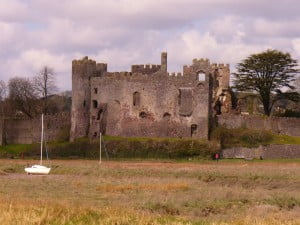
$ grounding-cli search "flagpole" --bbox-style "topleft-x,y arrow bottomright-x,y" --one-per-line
99,132 -> 102,165
40,114 -> 43,165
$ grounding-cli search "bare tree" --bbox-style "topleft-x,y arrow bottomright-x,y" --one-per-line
0,80 -> 7,144
33,66 -> 58,113
0,80 -> 6,102
8,77 -> 39,118
0,80 -> 7,118
0,80 -> 7,110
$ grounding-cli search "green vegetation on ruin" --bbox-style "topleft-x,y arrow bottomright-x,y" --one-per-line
211,127 -> 300,148
0,136 -> 219,159
1,128 -> 300,159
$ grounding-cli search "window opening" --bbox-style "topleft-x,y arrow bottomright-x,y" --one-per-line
93,100 -> 98,108
191,124 -> 198,137
133,92 -> 141,106
198,72 -> 205,81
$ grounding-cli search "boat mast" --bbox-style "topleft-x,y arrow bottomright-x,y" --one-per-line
40,114 -> 44,165
99,132 -> 102,165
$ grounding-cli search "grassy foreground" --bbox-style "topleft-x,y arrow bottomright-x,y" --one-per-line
0,159 -> 299,224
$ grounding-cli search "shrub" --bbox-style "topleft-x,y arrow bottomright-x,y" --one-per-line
1,136 -> 219,159
211,127 -> 274,148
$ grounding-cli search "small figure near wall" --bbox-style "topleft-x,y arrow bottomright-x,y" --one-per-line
215,153 -> 220,162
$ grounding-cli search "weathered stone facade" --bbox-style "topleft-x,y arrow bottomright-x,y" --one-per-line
217,114 -> 300,137
222,145 -> 300,159
0,113 -> 70,145
70,53 -> 230,140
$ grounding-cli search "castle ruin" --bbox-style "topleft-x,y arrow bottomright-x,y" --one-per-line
1,53 -> 300,147
70,52 -> 230,141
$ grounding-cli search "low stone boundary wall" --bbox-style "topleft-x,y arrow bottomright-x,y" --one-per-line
1,112 -> 70,145
222,144 -> 300,159
217,115 -> 300,137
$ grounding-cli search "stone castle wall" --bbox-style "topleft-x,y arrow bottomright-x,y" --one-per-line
70,52 -> 231,140
0,113 -> 70,145
217,114 -> 300,136
89,71 -> 210,139
222,145 -> 300,159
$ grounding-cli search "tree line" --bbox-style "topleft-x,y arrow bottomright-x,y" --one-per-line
0,66 -> 70,119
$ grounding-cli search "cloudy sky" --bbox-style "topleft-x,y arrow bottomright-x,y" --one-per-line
1,0 -> 300,91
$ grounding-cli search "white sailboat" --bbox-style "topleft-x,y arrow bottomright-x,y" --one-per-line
25,114 -> 51,175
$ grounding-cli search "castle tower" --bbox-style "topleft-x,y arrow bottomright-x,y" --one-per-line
70,56 -> 97,141
161,52 -> 167,72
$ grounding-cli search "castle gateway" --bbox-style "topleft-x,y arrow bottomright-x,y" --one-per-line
70,53 -> 230,141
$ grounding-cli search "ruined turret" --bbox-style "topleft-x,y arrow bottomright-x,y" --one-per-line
161,52 -> 167,72
70,57 -> 97,141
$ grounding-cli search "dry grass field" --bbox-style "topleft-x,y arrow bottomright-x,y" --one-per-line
0,159 -> 299,225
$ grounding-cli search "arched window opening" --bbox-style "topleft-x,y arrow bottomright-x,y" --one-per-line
163,112 -> 171,120
93,100 -> 98,109
191,124 -> 198,137
133,92 -> 141,106
197,83 -> 204,88
139,111 -> 148,119
198,72 -> 205,81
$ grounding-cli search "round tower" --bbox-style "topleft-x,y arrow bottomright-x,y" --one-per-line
70,56 -> 97,141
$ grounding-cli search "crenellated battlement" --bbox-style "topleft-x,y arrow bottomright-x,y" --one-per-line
211,63 -> 230,69
168,72 -> 182,77
72,56 -> 96,65
192,58 -> 210,64
131,64 -> 161,74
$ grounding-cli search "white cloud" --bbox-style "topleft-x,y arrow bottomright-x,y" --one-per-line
164,30 -> 270,72
0,0 -> 28,21
1,49 -> 70,90
209,16 -> 246,42
253,18 -> 300,37
292,39 -> 300,57
1,0 -> 300,90
0,22 -> 17,46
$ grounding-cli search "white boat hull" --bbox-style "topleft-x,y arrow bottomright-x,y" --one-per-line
25,165 -> 51,175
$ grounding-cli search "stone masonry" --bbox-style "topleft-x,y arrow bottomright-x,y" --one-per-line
222,145 -> 300,159
70,52 -> 230,141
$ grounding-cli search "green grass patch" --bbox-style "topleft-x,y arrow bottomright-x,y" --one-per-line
265,196 -> 300,210
211,127 -> 300,148
271,134 -> 300,145
0,136 -> 219,160
0,143 -> 38,157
